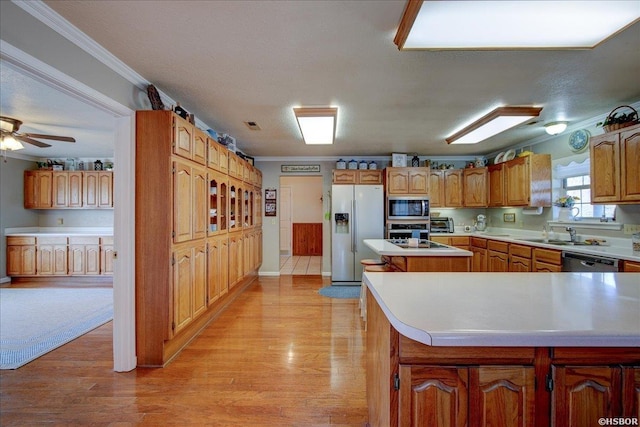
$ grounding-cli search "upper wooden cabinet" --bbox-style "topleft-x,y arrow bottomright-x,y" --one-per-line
386,167 -> 428,194
590,124 -> 640,204
462,167 -> 488,207
332,169 -> 383,185
503,154 -> 551,207
488,163 -> 505,207
172,114 -> 206,166
24,170 -> 112,209
428,170 -> 444,207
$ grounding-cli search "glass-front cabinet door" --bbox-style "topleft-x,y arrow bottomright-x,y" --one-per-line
208,171 -> 228,234
229,182 -> 238,231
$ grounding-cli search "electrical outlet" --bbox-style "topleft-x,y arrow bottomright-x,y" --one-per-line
623,224 -> 640,234
57,218 -> 64,225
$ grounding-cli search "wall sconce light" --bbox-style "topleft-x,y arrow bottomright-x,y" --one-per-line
293,107 -> 337,145
446,106 -> 542,145
544,122 -> 568,135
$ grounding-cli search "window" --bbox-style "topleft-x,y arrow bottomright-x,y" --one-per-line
563,173 -> 616,220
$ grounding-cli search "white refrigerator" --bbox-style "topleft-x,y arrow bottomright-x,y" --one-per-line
331,184 -> 384,284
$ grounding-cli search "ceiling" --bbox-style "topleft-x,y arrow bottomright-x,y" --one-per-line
3,1 -> 640,159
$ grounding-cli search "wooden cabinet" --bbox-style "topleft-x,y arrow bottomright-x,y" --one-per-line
488,163 -> 505,207
509,243 -> 532,272
431,236 -> 470,250
591,124 -> 640,204
36,236 -> 68,276
533,247 -> 562,272
52,172 -> 82,208
386,168 -> 429,194
623,260 -> 640,272
100,236 -> 114,275
428,170 -> 444,207
462,167 -> 488,207
333,169 -> 383,184
6,237 -> 36,276
504,154 -> 552,207
68,236 -> 100,275
444,169 -> 463,207
23,171 -> 52,208
471,237 -> 488,272
488,240 -> 509,272
135,110 -> 262,367
25,170 -> 113,209
83,171 -> 113,208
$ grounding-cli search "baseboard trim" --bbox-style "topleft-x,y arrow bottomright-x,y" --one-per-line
258,271 -> 281,277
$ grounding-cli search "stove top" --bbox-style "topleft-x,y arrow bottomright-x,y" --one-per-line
385,238 -> 450,249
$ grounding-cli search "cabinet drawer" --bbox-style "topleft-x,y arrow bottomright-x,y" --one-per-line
100,236 -> 114,245
533,248 -> 562,265
487,240 -> 509,253
509,244 -> 532,259
450,237 -> 470,247
470,237 -> 487,249
36,236 -> 68,245
431,236 -> 449,244
69,236 -> 100,245
7,236 -> 36,245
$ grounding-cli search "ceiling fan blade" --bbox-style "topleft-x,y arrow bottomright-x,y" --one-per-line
15,135 -> 51,148
24,133 -> 76,143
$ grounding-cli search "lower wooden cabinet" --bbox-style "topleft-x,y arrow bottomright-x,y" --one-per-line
36,237 -> 68,276
207,235 -> 229,306
623,260 -> 640,272
533,247 -> 562,272
6,237 -> 36,276
171,243 -> 207,337
471,237 -> 488,272
69,237 -> 100,276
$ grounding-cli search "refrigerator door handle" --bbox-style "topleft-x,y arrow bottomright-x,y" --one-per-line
352,199 -> 357,253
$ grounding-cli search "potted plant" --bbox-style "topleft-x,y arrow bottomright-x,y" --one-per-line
597,105 -> 638,133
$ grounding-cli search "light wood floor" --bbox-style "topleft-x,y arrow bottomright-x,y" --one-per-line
0,276 -> 368,426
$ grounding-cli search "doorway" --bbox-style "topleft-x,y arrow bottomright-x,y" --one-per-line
279,176 -> 323,275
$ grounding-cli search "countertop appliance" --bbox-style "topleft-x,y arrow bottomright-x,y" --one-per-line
387,196 -> 430,220
475,214 -> 487,232
430,217 -> 454,233
332,184 -> 384,284
388,222 -> 430,240
562,251 -> 619,272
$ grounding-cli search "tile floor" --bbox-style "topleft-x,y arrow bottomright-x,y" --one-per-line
279,255 -> 322,275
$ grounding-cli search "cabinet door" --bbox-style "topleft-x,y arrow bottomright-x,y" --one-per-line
83,172 -> 113,208
173,115 -> 194,161
534,261 -> 562,272
172,247 -> 193,336
408,169 -> 428,194
192,166 -> 208,240
192,243 -> 207,319
590,133 -> 620,203
207,138 -> 220,171
25,171 -> 53,208
359,170 -> 383,184
236,234 -> 244,283
52,172 -> 69,208
173,161 -> 193,243
37,242 -> 67,276
429,170 -> 444,207
622,367 -> 639,418
68,172 -> 83,207
553,366 -> 622,427
399,365 -> 468,427
85,244 -> 100,275
488,164 -> 505,207
470,366 -> 535,427
101,243 -> 114,275
193,130 -> 207,165
620,127 -> 640,202
387,169 -> 410,194
7,245 -> 36,276
505,157 -> 530,206
332,170 -> 357,184
471,247 -> 487,272
488,250 -> 509,272
444,170 -> 463,207
509,255 -> 531,272
97,172 -> 113,208
219,237 -> 229,296
228,235 -> 239,288
68,245 -> 85,275
207,237 -> 222,305
463,168 -> 488,207
218,149 -> 229,174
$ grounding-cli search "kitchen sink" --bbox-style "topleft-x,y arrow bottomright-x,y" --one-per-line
520,238 -> 587,246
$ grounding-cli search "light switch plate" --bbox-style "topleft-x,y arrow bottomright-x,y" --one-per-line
623,224 -> 640,234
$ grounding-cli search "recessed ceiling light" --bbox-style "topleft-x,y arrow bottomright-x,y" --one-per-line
293,107 -> 337,145
395,1 -> 640,50
446,106 -> 542,144
544,122 -> 568,135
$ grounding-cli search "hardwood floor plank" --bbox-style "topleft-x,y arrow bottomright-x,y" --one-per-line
0,276 -> 368,426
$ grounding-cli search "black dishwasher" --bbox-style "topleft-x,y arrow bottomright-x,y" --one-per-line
561,252 -> 619,272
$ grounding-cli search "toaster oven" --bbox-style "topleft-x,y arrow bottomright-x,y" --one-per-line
430,217 -> 454,233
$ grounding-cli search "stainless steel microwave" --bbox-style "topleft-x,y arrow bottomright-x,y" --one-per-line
387,196 -> 430,220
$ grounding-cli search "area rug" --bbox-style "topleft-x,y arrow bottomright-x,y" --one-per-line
0,287 -> 113,369
318,285 -> 360,299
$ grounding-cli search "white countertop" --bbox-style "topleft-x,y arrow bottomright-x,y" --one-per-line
364,272 -> 640,347
364,239 -> 472,257
5,227 -> 114,237
432,229 -> 640,262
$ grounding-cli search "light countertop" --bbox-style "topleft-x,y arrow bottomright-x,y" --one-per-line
364,271 -> 640,348
364,239 -> 472,257
5,227 -> 114,237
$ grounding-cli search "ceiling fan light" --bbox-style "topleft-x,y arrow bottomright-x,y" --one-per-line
293,107 -> 337,145
0,135 -> 25,151
544,121 -> 568,135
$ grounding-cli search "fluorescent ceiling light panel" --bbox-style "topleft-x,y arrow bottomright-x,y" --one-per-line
395,1 -> 640,50
446,106 -> 542,144
294,107 -> 337,145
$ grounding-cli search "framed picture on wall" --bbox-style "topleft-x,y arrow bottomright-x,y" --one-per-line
265,188 -> 277,216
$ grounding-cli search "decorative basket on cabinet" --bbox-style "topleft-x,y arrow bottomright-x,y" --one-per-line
598,105 -> 639,133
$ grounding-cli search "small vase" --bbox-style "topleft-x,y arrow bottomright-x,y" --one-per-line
557,207 -> 579,221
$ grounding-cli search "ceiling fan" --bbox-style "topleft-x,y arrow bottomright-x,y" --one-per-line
0,116 -> 76,149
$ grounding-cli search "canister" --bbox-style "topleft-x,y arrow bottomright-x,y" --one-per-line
348,159 -> 358,170
359,160 -> 368,170
336,159 -> 346,169
633,233 -> 640,252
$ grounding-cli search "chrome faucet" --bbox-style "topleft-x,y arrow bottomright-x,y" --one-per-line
566,227 -> 577,243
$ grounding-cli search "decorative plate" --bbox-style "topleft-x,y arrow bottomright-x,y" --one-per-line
504,149 -> 516,162
568,129 -> 590,153
494,151 -> 505,164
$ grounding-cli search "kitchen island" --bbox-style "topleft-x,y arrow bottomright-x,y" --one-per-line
364,272 -> 640,426
364,239 -> 472,272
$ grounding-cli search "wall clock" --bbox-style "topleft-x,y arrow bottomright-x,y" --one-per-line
568,129 -> 590,153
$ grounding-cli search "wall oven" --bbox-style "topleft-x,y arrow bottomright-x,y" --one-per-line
387,196 -> 430,220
